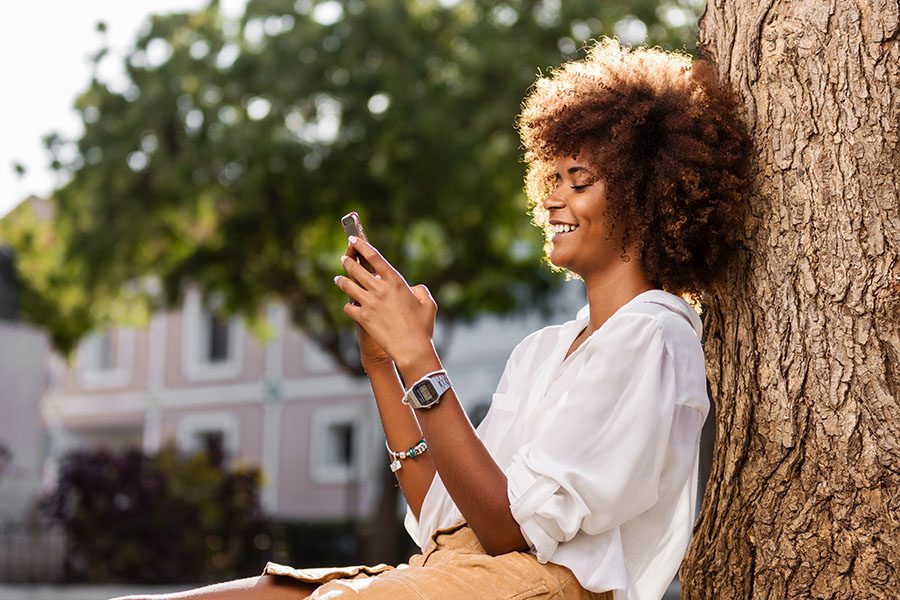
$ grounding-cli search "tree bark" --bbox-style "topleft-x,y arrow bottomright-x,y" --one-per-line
681,1 -> 900,598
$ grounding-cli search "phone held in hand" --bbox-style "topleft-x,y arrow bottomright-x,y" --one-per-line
340,211 -> 377,274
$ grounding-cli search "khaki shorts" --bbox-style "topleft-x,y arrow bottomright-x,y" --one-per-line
263,520 -> 613,599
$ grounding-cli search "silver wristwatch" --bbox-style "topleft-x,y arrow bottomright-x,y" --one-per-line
401,369 -> 452,409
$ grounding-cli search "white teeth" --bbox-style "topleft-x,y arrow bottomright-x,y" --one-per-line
550,223 -> 578,234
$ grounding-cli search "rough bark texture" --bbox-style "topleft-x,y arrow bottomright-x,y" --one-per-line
681,1 -> 900,598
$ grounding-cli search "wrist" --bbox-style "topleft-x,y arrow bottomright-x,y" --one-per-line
362,358 -> 396,374
396,345 -> 443,384
359,358 -> 394,371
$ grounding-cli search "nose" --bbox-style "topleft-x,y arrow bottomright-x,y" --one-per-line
542,186 -> 566,212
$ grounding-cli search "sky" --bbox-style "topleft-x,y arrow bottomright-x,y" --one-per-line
0,0 -> 247,218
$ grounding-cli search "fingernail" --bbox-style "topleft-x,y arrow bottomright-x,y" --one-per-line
340,254 -> 347,263
333,275 -> 340,284
348,235 -> 358,244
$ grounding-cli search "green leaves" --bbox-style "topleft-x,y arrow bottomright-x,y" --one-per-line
9,0 -> 701,370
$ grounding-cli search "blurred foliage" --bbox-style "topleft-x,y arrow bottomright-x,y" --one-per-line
0,199 -> 152,353
272,519 -> 356,566
269,518 -> 420,567
40,441 -> 271,584
4,0 -> 703,370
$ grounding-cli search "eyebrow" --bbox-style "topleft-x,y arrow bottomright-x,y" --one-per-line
554,166 -> 593,178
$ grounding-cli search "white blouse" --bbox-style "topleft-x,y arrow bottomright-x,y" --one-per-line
404,289 -> 709,600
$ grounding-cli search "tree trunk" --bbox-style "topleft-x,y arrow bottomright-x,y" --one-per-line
681,1 -> 900,598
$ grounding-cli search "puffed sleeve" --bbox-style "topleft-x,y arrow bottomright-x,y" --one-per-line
505,313 -> 678,562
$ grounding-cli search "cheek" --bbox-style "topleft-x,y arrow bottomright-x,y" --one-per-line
581,216 -> 619,252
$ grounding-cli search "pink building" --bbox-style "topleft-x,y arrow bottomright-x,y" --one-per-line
40,283 -> 584,520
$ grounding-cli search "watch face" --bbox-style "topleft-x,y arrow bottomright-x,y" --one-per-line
413,380 -> 439,406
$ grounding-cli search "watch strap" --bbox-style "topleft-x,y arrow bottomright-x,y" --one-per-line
402,369 -> 452,409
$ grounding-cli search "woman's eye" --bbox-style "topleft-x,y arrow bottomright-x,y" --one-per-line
570,184 -> 590,191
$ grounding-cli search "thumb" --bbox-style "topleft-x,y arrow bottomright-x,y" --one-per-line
411,284 -> 437,311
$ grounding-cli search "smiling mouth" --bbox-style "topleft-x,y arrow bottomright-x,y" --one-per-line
550,223 -> 579,238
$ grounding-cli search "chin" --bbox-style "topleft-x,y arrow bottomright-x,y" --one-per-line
547,250 -> 564,269
548,254 -> 578,278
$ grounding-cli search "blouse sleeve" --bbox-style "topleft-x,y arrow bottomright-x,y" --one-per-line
505,313 -> 678,562
403,329 -> 539,548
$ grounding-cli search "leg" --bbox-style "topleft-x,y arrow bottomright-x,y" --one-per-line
109,574 -> 319,600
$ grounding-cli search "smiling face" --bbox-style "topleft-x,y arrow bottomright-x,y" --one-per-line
544,151 -> 633,280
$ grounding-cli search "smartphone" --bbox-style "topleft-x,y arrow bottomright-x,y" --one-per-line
340,211 -> 377,274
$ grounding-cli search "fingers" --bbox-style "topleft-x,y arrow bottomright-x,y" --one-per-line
340,252 -> 380,290
347,245 -> 383,280
342,300 -> 363,322
346,243 -> 378,276
348,236 -> 400,282
333,273 -> 366,305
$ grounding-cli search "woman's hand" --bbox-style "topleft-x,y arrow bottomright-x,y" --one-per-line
342,244 -> 392,368
335,236 -> 437,370
353,321 -> 391,368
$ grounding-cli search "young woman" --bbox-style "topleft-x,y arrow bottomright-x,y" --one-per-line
114,36 -> 752,600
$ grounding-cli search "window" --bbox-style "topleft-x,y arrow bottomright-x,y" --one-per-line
205,312 -> 231,363
195,429 -> 227,465
77,328 -> 135,388
309,405 -> 366,484
197,429 -> 225,453
176,412 -> 239,459
181,289 -> 244,380
84,331 -> 115,371
326,422 -> 355,468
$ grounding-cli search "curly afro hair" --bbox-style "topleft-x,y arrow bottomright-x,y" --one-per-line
517,36 -> 755,301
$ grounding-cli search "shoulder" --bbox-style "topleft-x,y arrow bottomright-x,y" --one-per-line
612,292 -> 704,355
581,299 -> 703,375
602,297 -> 709,414
590,312 -> 672,363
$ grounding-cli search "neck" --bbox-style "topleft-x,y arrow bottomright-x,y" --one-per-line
580,267 -> 655,334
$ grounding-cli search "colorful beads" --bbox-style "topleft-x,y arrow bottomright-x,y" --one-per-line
385,438 -> 429,473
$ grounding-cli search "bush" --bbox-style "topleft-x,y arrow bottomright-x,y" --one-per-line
269,520 -> 358,568
267,517 -> 420,570
40,440 -> 271,584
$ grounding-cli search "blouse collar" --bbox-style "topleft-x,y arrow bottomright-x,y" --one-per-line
574,289 -> 703,339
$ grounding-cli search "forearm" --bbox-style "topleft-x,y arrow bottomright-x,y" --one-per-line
334,236 -> 523,551
363,360 -> 436,521
396,350 -> 529,556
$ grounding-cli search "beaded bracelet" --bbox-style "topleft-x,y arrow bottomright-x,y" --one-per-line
385,438 -> 428,473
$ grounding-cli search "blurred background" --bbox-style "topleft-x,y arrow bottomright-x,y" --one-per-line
0,0 -> 707,597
